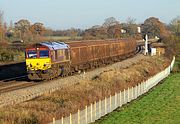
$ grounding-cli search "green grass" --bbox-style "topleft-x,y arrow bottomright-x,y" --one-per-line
94,64 -> 180,124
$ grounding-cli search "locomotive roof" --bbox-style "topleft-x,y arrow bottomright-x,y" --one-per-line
39,41 -> 69,50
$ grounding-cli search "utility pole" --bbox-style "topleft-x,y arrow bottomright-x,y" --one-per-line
144,34 -> 148,55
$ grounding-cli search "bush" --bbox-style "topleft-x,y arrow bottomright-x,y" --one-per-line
15,113 -> 39,124
0,46 -> 25,62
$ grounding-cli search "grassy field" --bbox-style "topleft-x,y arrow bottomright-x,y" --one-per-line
94,63 -> 180,124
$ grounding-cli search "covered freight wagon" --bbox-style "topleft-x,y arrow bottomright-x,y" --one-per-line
68,39 -> 136,67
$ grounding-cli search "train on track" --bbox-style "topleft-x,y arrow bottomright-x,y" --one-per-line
25,39 -> 137,80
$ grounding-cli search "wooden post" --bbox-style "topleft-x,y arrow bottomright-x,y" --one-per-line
94,101 -> 96,120
136,84 -> 138,97
61,116 -> 63,124
143,81 -> 145,93
128,87 -> 130,102
139,83 -> 141,96
132,87 -> 134,100
70,113 -> 72,124
110,95 -> 112,111
142,82 -> 144,94
99,99 -> 101,118
91,103 -> 93,122
134,86 -> 135,99
124,89 -> 126,104
105,97 -> 107,114
85,106 -> 87,124
140,83 -> 143,94
120,91 -> 122,106
52,117 -> 55,124
115,93 -> 117,107
78,109 -> 80,124
131,87 -> 133,100
139,83 -> 142,95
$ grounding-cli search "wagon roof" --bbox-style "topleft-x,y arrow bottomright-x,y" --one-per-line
66,39 -> 132,47
39,41 -> 69,50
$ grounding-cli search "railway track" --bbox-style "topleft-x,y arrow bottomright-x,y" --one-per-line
0,45 -> 142,93
0,44 -> 143,108
0,75 -> 27,83
0,82 -> 36,94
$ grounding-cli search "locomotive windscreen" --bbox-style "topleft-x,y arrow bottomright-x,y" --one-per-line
27,50 -> 37,58
39,50 -> 49,58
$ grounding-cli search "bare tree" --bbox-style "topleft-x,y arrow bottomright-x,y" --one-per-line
126,17 -> 136,25
9,20 -> 13,29
102,17 -> 119,28
0,10 -> 4,42
0,10 -> 4,25
123,17 -> 139,37
169,16 -> 180,36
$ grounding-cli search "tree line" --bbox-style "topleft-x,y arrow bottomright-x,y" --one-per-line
0,12 -> 180,43
0,9 -> 180,62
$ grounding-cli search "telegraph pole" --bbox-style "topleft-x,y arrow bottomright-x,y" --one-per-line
144,34 -> 148,55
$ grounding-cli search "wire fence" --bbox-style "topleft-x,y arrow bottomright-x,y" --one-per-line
50,56 -> 175,124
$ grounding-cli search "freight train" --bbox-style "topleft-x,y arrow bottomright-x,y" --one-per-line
25,39 -> 137,80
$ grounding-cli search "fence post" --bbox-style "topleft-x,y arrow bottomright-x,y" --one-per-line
78,109 -> 80,124
139,83 -> 141,96
131,87 -> 133,100
115,93 -> 117,108
91,103 -> 93,122
99,99 -> 101,118
128,87 -> 130,102
143,82 -> 145,93
131,87 -> 134,100
94,101 -> 96,120
70,113 -> 72,124
105,97 -> 107,114
139,83 -> 141,95
140,83 -> 142,95
129,88 -> 131,101
52,117 -> 55,124
135,85 -> 138,98
123,89 -> 126,104
61,116 -> 63,124
144,81 -> 146,93
141,80 -> 144,94
110,95 -> 112,111
120,91 -> 122,107
85,106 -> 87,124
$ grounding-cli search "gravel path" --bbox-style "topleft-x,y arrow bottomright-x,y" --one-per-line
0,54 -> 146,107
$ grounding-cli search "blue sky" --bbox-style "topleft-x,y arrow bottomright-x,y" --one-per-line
0,0 -> 179,29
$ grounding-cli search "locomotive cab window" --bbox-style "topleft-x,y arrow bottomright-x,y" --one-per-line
27,50 -> 37,58
39,50 -> 49,58
65,49 -> 69,60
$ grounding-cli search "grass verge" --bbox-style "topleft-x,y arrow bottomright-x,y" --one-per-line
0,56 -> 172,123
94,63 -> 180,124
